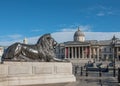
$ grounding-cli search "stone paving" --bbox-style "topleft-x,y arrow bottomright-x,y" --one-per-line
23,76 -> 120,86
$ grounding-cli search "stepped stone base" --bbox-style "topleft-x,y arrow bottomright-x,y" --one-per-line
0,62 -> 76,86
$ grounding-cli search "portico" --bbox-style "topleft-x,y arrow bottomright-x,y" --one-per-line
64,37 -> 93,60
64,45 -> 100,61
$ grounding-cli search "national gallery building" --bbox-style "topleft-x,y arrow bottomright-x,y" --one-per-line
55,28 -> 120,63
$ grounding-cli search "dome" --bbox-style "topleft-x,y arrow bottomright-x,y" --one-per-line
74,29 -> 85,37
74,28 -> 85,42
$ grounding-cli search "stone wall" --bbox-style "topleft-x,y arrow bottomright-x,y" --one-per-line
0,62 -> 76,86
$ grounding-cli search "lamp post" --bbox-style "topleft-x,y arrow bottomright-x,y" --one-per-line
112,35 -> 117,77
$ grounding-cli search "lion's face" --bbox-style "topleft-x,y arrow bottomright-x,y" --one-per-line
46,35 -> 57,50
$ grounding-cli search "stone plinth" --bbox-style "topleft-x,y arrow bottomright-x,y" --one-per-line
0,62 -> 76,86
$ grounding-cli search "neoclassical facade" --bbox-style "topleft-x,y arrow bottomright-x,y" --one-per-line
55,29 -> 120,63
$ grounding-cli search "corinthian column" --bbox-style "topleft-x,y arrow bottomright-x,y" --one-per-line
68,47 -> 70,59
82,47 -> 84,59
71,47 -> 73,59
89,46 -> 91,59
97,48 -> 99,60
65,47 -> 66,59
79,47 -> 80,58
75,47 -> 77,58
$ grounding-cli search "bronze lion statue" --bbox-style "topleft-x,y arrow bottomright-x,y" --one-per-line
1,33 -> 65,63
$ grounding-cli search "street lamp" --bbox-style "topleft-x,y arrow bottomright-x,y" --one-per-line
112,35 -> 117,77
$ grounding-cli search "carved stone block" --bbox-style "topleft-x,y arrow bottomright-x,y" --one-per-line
8,66 -> 30,75
33,66 -> 53,74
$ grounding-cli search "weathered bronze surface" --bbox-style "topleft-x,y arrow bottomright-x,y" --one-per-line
1,34 -> 65,62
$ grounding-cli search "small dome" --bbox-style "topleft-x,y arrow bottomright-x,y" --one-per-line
74,29 -> 85,37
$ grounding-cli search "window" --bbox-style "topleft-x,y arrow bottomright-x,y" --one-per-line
109,54 -> 112,58
119,47 -> 120,51
110,48 -> 112,52
109,54 -> 113,61
104,54 -> 107,60
104,48 -> 106,52
99,49 -> 101,52
104,54 -> 107,58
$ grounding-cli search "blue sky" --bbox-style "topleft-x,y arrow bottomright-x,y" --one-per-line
0,0 -> 120,45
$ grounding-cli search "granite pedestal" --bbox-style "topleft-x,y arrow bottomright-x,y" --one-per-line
0,62 -> 76,86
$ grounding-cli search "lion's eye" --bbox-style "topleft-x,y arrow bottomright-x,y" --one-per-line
47,37 -> 50,40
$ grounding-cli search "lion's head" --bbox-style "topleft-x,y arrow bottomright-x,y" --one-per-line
36,34 -> 57,61
37,33 -> 57,51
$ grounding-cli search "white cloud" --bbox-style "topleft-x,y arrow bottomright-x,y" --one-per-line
1,31 -> 120,46
8,34 -> 22,39
98,5 -> 112,11
79,25 -> 91,32
85,32 -> 120,40
0,39 -> 23,46
60,28 -> 76,32
31,29 -> 41,32
86,5 -> 116,17
96,11 -> 115,17
52,32 -> 73,43
107,11 -> 114,15
59,25 -> 91,32
96,12 -> 105,16
27,36 -> 40,44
